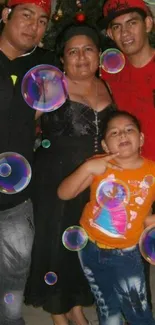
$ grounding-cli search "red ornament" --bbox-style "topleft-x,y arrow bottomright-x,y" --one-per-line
75,11 -> 86,22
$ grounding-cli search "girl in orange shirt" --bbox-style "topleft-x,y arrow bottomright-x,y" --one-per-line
58,111 -> 155,325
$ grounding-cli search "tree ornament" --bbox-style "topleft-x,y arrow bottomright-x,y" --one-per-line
76,0 -> 82,8
75,10 -> 86,22
57,8 -> 63,17
53,13 -> 60,21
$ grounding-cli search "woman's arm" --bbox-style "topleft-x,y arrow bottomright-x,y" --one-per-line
35,111 -> 43,120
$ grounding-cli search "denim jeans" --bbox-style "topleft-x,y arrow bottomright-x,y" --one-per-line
78,241 -> 155,325
0,200 -> 34,325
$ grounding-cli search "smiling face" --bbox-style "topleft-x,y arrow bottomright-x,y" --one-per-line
103,115 -> 144,159
61,35 -> 100,80
2,3 -> 48,53
107,12 -> 153,56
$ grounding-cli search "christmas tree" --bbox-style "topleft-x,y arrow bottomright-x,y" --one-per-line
44,0 -> 155,50
44,0 -> 107,49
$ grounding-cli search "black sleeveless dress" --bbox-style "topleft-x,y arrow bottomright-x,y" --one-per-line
24,99 -> 117,314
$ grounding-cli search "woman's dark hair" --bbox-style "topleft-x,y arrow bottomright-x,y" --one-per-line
102,110 -> 141,139
55,22 -> 101,59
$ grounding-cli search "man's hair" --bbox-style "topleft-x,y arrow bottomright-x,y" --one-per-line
108,8 -> 147,28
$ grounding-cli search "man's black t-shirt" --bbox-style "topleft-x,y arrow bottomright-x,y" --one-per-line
0,48 -> 45,209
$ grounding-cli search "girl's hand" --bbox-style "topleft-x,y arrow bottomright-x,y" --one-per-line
86,153 -> 122,175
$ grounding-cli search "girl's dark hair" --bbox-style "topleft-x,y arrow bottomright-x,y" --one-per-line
102,110 -> 141,139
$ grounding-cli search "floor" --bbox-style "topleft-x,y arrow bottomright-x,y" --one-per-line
23,265 -> 155,325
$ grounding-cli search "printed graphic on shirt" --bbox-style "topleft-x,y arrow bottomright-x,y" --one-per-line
10,75 -> 18,85
89,174 -> 155,238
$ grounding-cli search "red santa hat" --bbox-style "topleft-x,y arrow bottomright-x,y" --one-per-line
7,0 -> 51,16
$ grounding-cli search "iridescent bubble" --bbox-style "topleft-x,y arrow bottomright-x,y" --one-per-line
143,174 -> 154,187
21,64 -> 68,112
0,152 -> 32,194
100,48 -> 125,74
96,179 -> 130,210
42,139 -> 51,148
44,272 -> 58,285
0,163 -> 11,177
4,293 -> 14,304
62,226 -> 88,251
139,225 -> 155,265
144,0 -> 155,4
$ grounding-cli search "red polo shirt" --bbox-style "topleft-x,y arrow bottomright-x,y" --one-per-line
102,55 -> 155,160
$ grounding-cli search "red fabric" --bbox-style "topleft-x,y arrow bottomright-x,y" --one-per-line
8,0 -> 51,16
101,55 -> 155,160
103,0 -> 149,18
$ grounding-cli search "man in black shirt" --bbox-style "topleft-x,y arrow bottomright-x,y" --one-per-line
0,0 -> 51,324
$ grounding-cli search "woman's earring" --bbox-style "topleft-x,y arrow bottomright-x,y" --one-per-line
99,63 -> 102,77
99,52 -> 102,77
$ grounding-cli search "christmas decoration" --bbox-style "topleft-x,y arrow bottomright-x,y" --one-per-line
43,0 -> 155,50
57,8 -> 63,17
75,10 -> 86,22
76,0 -> 82,8
53,13 -> 60,21
44,0 -> 105,49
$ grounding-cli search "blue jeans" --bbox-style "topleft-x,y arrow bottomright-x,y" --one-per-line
0,200 -> 34,325
78,241 -> 155,325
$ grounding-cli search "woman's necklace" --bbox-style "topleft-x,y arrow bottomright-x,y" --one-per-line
79,79 -> 98,111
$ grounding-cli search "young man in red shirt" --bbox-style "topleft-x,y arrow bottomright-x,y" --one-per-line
101,0 -> 155,161
100,0 -> 155,311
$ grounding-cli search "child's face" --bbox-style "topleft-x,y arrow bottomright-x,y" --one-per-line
103,116 -> 144,158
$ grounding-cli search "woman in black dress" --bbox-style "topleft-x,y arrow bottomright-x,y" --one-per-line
25,23 -> 117,325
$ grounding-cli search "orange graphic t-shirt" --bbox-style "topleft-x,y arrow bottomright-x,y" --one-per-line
80,158 -> 155,248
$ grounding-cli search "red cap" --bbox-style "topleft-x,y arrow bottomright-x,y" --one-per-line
7,0 -> 51,16
102,0 -> 149,28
